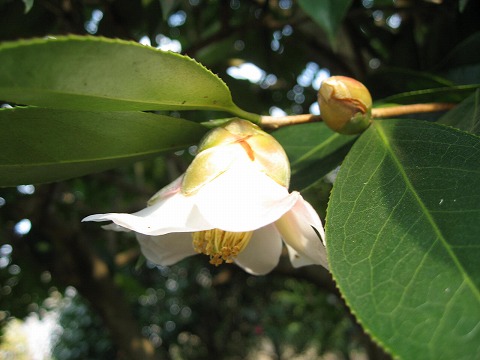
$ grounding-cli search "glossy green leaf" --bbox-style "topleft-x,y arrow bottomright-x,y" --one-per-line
273,122 -> 355,191
367,68 -> 454,100
439,89 -> 480,134
0,107 -> 207,186
326,119 -> 480,359
0,36 -> 256,120
380,84 -> 479,104
298,0 -> 352,43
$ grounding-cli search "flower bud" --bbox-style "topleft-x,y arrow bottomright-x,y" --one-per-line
182,119 -> 290,195
318,76 -> 372,135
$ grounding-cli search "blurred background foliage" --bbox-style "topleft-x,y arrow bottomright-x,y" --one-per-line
0,0 -> 478,359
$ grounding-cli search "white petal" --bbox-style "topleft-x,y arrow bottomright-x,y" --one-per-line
147,175 -> 183,206
293,197 -> 326,245
136,232 -> 197,266
194,159 -> 298,232
275,197 -> 328,269
82,191 -> 212,236
234,224 -> 282,275
101,223 -> 132,232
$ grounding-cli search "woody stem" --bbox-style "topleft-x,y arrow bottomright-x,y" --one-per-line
260,103 -> 456,129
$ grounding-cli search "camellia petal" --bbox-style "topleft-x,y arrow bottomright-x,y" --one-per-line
234,224 -> 283,275
82,191 -> 212,235
193,161 -> 300,232
136,232 -> 197,266
147,175 -> 183,206
181,143 -> 239,196
275,197 -> 328,269
291,197 -> 326,245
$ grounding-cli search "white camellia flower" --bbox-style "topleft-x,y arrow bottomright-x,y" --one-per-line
83,119 -> 328,275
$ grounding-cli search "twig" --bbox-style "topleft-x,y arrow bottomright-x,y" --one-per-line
371,103 -> 456,118
261,114 -> 322,128
260,102 -> 456,129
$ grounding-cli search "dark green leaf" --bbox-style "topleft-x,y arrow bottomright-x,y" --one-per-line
298,0 -> 352,44
433,33 -> 480,85
459,0 -> 470,12
159,0 -> 182,20
22,0 -> 33,13
381,84 -> 480,104
326,119 -> 480,359
436,32 -> 480,69
273,122 -> 355,191
366,68 -> 454,100
0,107 -> 207,186
0,36 -> 256,120
439,89 -> 480,134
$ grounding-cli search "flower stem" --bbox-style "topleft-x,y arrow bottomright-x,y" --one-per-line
260,102 -> 456,129
229,104 -> 263,124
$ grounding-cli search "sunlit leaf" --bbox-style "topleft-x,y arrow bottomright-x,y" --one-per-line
0,107 -> 207,186
326,119 -> 480,359
439,89 -> 480,134
0,36 -> 256,120
273,122 -> 355,191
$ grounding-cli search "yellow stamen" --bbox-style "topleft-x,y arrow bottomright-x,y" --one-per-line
192,229 -> 253,266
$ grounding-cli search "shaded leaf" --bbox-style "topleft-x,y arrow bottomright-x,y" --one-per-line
459,0 -> 470,12
273,122 -> 355,191
159,0 -> 182,20
326,119 -> 480,359
0,36 -> 256,120
22,0 -> 33,13
366,68 -> 454,100
298,0 -> 352,43
439,89 -> 480,134
0,107 -> 207,186
435,32 -> 480,70
381,84 -> 479,104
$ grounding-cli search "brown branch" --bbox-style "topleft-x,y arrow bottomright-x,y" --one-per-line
371,103 -> 456,118
260,102 -> 456,129
261,114 -> 322,128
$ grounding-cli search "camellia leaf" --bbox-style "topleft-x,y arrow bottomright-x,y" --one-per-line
159,0 -> 182,20
459,0 -> 470,12
326,119 -> 480,359
435,31 -> 480,69
366,68 -> 454,100
22,0 -> 34,13
0,107 -> 207,186
272,122 -> 355,191
379,84 -> 479,104
0,36 -> 257,121
439,89 -> 480,134
298,0 -> 353,44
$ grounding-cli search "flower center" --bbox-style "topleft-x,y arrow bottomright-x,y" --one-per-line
192,229 -> 253,266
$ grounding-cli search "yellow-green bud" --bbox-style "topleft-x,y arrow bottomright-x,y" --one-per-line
182,119 -> 290,195
318,76 -> 372,135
